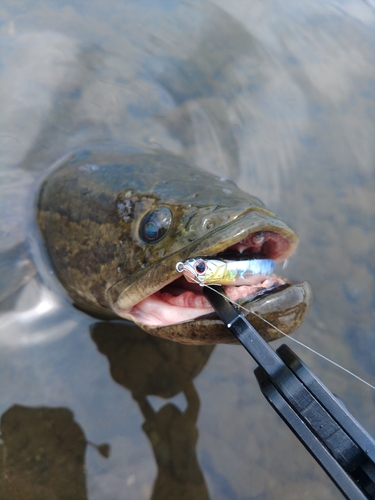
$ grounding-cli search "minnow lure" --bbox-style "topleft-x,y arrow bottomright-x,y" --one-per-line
176,258 -> 275,286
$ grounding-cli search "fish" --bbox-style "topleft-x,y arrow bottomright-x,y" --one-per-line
176,257 -> 275,286
37,147 -> 312,345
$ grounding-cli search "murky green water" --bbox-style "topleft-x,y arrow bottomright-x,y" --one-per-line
1,1 -> 375,498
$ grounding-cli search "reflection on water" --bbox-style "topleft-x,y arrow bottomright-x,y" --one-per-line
92,323 -> 213,499
1,0 -> 375,498
135,388 -> 208,500
0,325 -> 213,500
0,405 -> 107,500
91,323 -> 214,399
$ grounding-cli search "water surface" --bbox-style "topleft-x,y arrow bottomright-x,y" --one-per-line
1,1 -> 375,498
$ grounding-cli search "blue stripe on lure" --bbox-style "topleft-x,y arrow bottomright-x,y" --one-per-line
176,258 -> 275,286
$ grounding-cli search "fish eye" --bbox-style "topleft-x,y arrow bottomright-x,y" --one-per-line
139,207 -> 172,243
195,261 -> 206,274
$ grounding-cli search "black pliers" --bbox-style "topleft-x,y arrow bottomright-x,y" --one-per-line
203,285 -> 375,500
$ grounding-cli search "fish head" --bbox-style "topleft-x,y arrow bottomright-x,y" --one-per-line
38,149 -> 312,344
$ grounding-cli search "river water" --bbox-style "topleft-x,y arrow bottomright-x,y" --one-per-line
0,1 -> 374,498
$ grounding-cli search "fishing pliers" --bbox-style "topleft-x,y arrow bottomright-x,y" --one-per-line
203,286 -> 375,500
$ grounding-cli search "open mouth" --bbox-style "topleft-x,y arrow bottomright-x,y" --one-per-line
124,230 -> 293,327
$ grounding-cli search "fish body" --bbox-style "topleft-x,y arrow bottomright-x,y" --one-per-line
38,147 -> 312,344
176,258 -> 275,286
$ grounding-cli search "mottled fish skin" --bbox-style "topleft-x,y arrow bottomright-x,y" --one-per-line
37,147 -> 312,344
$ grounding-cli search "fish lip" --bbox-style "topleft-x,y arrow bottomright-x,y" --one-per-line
193,283 -> 292,321
108,208 -> 298,313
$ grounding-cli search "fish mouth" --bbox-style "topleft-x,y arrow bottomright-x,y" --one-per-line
108,209 -> 311,341
127,231 -> 293,326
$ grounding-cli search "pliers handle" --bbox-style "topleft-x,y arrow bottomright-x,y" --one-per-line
203,286 -> 375,500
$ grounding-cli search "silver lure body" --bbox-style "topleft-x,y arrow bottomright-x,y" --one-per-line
176,258 -> 275,286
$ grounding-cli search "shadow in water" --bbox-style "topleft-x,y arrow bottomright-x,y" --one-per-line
91,321 -> 215,500
0,405 -> 108,500
0,321 -> 214,499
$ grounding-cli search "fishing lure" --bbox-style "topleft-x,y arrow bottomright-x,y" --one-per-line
176,258 -> 375,392
175,257 -> 275,286
176,258 -> 375,393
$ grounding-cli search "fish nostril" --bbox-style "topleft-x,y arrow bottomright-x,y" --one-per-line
204,219 -> 214,230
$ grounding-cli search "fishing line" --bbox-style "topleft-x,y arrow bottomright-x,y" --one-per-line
191,277 -> 375,392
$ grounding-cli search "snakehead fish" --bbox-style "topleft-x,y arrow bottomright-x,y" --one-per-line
37,148 -> 312,345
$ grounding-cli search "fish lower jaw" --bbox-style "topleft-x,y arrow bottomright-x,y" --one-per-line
114,276 -> 286,327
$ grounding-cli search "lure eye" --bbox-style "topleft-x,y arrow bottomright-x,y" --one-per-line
195,261 -> 206,274
139,207 -> 172,243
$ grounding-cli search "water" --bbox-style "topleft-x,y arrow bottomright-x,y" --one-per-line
1,0 -> 375,498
